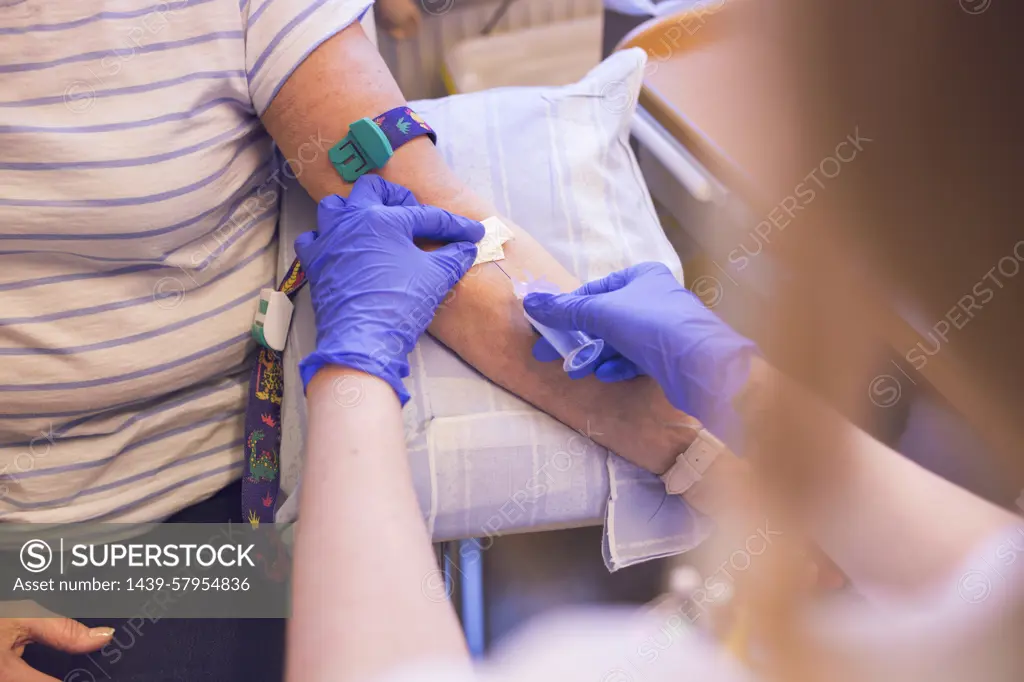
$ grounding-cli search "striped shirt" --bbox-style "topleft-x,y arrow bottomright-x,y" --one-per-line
0,0 -> 371,524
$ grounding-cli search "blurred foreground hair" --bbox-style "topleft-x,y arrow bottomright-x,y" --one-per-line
728,1 -> 1022,680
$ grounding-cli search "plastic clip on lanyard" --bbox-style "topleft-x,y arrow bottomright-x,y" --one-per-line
242,107 -> 437,526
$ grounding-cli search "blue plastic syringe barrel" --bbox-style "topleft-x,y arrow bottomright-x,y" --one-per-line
523,311 -> 605,373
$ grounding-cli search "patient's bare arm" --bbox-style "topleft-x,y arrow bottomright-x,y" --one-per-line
262,23 -> 699,473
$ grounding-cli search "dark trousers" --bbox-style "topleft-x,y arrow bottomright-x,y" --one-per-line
23,481 -> 286,682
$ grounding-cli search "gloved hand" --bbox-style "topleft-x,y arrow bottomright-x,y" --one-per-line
523,262 -> 759,444
295,175 -> 484,403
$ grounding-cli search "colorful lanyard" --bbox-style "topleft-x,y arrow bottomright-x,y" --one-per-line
242,258 -> 306,527
241,107 -> 436,526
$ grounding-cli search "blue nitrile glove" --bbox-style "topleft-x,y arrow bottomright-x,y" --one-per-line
523,262 -> 759,447
295,175 -> 484,403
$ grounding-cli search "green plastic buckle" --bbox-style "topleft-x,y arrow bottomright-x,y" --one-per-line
328,118 -> 394,183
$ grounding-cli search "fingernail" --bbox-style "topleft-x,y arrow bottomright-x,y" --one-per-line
90,627 -> 115,638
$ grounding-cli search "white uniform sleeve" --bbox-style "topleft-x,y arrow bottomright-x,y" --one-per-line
376,608 -> 755,682
376,526 -> 1024,682
242,0 -> 375,115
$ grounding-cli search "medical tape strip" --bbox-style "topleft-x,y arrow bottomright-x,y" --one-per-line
474,216 -> 514,266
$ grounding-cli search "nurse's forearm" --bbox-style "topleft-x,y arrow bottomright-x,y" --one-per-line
263,23 -> 699,476
739,358 -> 1018,598
285,367 -> 468,682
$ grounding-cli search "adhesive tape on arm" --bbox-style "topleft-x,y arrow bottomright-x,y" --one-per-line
473,216 -> 514,266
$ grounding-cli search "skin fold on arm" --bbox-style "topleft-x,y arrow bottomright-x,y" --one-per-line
261,22 -> 701,476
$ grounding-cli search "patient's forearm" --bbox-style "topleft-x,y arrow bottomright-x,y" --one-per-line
432,231 -> 700,474
263,23 -> 699,474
